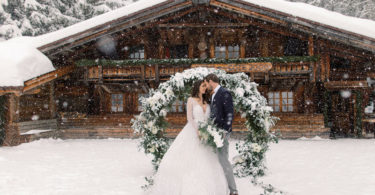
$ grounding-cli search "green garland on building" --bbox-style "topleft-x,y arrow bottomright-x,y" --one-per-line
76,56 -> 319,67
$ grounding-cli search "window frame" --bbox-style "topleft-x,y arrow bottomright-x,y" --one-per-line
214,44 -> 240,59
267,91 -> 294,113
128,45 -> 145,59
111,94 -> 124,113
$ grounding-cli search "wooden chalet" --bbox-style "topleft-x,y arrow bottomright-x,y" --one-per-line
1,0 -> 375,146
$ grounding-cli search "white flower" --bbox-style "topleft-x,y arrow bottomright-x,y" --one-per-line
148,145 -> 156,153
251,143 -> 262,153
151,126 -> 158,134
233,155 -> 245,164
214,135 -> 223,148
147,121 -> 153,128
159,109 -> 167,117
165,88 -> 174,97
202,133 -> 209,142
235,87 -> 245,97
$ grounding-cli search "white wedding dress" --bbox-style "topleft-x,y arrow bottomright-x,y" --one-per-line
149,97 -> 229,195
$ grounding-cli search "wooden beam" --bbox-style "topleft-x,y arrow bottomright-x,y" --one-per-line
326,54 -> 330,80
98,66 -> 103,84
206,7 -> 307,40
188,43 -> 194,58
209,37 -> 215,58
308,36 -> 314,56
49,82 -> 56,118
158,23 -> 250,28
0,90 -> 22,96
308,36 -> 315,82
155,65 -> 160,83
210,0 -> 287,26
324,80 -> 368,89
23,65 -> 75,92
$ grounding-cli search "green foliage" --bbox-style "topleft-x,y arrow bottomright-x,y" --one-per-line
76,56 -> 319,67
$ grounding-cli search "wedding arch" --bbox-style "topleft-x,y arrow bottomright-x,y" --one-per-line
131,67 -> 277,182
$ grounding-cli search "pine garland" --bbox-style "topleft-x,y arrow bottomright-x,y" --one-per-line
76,56 -> 319,67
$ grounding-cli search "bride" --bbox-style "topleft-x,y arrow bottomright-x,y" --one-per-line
149,80 -> 229,195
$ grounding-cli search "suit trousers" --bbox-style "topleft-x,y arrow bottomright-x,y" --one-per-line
217,133 -> 237,194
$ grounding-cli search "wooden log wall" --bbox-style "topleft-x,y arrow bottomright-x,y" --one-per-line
19,85 -> 51,122
55,79 -> 89,117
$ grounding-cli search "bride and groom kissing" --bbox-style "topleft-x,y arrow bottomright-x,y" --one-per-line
149,74 -> 239,195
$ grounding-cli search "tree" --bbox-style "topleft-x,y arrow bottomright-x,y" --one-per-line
0,0 -> 134,40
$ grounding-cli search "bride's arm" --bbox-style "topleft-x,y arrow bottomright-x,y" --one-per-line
186,98 -> 199,131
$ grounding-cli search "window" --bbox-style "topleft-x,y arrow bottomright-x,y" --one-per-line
171,100 -> 185,113
268,91 -> 294,112
166,45 -> 188,59
128,46 -> 145,59
284,37 -> 308,56
330,56 -> 351,70
215,45 -> 239,59
111,94 -> 123,112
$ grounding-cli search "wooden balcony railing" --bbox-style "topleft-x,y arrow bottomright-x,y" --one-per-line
270,61 -> 311,75
80,56 -> 317,81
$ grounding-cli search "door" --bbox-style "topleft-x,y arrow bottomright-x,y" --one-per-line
329,91 -> 354,136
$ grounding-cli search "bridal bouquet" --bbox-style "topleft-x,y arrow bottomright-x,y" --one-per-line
198,119 -> 226,150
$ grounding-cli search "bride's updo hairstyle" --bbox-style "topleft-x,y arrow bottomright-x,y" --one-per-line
191,80 -> 210,104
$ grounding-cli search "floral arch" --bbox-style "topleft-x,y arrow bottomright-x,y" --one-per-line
131,67 -> 277,182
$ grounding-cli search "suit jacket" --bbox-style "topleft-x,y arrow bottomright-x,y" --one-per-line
210,87 -> 234,132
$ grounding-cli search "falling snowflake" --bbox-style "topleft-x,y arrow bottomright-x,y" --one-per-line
340,90 -> 351,98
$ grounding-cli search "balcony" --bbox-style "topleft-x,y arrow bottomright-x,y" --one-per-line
77,56 -> 317,82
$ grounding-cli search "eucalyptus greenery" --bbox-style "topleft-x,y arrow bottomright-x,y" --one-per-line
131,67 -> 278,188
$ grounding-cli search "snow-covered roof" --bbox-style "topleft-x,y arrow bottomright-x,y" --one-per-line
16,0 -> 375,53
0,37 -> 55,87
241,0 -> 375,41
1,0 -> 375,87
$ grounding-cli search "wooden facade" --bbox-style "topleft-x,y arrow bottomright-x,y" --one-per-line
1,0 -> 375,145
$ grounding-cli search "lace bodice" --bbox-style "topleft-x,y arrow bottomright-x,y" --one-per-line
186,97 -> 211,130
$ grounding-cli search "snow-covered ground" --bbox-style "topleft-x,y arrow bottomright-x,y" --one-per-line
0,138 -> 374,195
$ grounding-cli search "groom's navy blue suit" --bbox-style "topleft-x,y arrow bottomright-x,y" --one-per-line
210,87 -> 234,132
210,86 -> 237,194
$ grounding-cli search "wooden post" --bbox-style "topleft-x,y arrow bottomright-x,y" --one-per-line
49,82 -> 56,118
157,38 -> 165,84
3,94 -> 20,146
141,65 -> 145,81
318,40 -> 326,82
326,54 -> 330,80
265,72 -> 269,84
250,73 -> 255,82
308,36 -> 315,83
209,37 -> 215,58
155,65 -> 160,84
188,43 -> 194,58
98,65 -> 103,84
239,30 -> 246,58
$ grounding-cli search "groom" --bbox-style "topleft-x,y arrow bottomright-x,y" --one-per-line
204,74 -> 238,195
